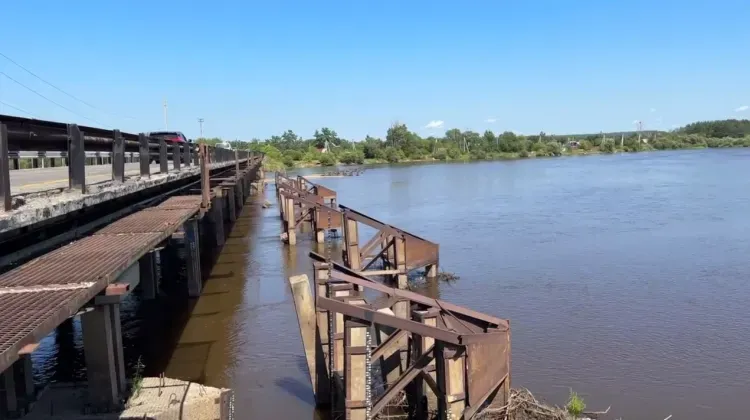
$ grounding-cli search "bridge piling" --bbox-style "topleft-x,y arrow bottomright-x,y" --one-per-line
81,302 -> 126,411
139,252 -> 158,300
184,217 -> 202,297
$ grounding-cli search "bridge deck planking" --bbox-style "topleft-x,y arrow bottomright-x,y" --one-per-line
0,195 -> 203,374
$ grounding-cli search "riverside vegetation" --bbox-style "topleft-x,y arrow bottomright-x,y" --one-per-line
196,119 -> 750,170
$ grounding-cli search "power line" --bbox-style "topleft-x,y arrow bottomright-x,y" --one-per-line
0,51 -> 135,121
0,71 -> 102,125
0,100 -> 38,118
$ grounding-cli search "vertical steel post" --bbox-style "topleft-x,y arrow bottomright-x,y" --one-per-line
200,144 -> 210,211
67,124 -> 86,193
0,124 -> 11,212
112,129 -> 125,182
172,142 -> 181,171
138,133 -> 150,177
344,316 -> 371,420
159,138 -> 168,173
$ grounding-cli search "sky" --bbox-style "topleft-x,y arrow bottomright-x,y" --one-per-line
0,0 -> 749,141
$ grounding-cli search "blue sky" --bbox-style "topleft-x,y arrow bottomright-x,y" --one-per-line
1,1 -> 748,140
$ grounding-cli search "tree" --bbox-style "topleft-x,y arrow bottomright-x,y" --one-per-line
319,153 -> 336,166
314,127 -> 339,149
386,123 -> 410,148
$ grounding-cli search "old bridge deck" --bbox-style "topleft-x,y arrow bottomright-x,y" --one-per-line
0,195 -> 203,375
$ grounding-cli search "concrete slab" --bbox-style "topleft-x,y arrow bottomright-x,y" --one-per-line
23,377 -> 231,419
0,161 -> 236,235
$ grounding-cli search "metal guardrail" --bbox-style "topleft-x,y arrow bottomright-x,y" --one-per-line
9,151 -> 141,169
0,114 -> 262,212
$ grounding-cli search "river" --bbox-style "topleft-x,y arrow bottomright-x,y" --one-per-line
32,148 -> 750,419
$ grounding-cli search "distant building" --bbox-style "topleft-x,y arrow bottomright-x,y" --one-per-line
316,146 -> 328,154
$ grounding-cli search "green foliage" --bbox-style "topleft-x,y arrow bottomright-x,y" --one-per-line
132,357 -> 145,399
319,153 -> 337,166
196,137 -> 222,147
566,391 -> 586,418
339,151 -> 364,164
384,146 -> 402,163
681,119 -> 750,138
196,118 -> 750,169
433,148 -> 448,160
545,141 -> 562,156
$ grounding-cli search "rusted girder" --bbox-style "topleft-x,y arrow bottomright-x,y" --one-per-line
338,204 -> 439,279
302,255 -> 511,420
277,184 -> 342,245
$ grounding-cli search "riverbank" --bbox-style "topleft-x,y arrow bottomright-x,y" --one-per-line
267,142 -> 749,171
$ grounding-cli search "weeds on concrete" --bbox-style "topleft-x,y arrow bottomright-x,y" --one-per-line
131,357 -> 145,399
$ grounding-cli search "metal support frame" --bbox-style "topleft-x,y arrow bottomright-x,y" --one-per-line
112,129 -> 125,182
67,124 -> 86,193
340,205 -> 439,278
298,254 -> 510,419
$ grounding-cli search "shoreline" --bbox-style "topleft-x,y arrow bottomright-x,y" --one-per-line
274,144 -> 745,171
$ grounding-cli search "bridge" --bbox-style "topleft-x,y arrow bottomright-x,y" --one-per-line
0,115 -> 265,417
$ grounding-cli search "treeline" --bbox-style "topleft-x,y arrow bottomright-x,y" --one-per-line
197,119 -> 750,168
679,119 -> 750,138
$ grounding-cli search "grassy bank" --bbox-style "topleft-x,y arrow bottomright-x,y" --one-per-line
244,119 -> 750,172
266,140 -> 749,171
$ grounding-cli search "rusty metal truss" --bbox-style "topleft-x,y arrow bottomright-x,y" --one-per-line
339,205 -> 439,279
275,174 -> 342,244
299,255 -> 510,420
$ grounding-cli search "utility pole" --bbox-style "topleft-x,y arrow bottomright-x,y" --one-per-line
636,120 -> 643,143
198,118 -> 204,138
163,99 -> 168,130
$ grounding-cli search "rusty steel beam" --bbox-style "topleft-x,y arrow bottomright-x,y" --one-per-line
371,329 -> 410,360
317,296 -> 462,345
310,252 -> 509,330
371,345 -> 435,417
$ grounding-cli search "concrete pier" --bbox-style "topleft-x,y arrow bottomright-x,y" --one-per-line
81,302 -> 126,411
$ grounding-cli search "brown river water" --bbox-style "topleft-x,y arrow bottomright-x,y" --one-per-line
32,148 -> 750,419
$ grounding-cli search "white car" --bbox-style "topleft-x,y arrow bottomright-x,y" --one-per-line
217,141 -> 233,151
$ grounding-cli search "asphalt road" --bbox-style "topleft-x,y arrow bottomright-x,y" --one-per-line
10,162 -> 177,194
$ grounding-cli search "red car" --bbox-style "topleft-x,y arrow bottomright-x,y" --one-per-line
147,131 -> 190,163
